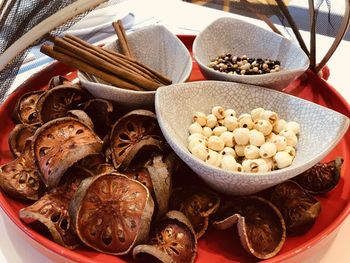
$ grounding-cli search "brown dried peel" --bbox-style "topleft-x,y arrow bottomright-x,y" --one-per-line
13,90 -> 44,125
8,124 -> 37,157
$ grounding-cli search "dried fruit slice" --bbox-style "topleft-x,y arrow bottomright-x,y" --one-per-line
36,86 -> 91,124
47,75 -> 72,89
8,124 -> 37,157
213,196 -> 286,260
0,140 -> 43,200
13,90 -> 44,125
32,117 -> 103,188
110,109 -> 161,169
66,109 -> 94,130
292,157 -> 343,194
83,99 -> 115,138
19,166 -> 91,249
169,186 -> 220,238
69,172 -> 154,255
270,180 -> 321,235
133,210 -> 197,263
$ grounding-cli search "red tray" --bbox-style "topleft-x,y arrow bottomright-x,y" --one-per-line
1,35 -> 350,263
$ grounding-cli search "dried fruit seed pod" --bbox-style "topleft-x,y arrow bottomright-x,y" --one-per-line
19,166 -> 92,249
206,149 -> 222,167
249,129 -> 265,146
238,113 -> 254,129
192,112 -> 207,126
254,119 -> 273,136
233,128 -> 250,145
8,124 -> 37,157
270,180 -> 321,235
0,140 -> 43,200
36,85 -> 91,124
212,106 -> 225,120
69,172 -> 154,255
292,157 -> 343,194
32,117 -> 103,188
273,119 -> 287,134
13,90 -> 44,125
251,107 -> 265,121
206,114 -> 217,128
212,196 -> 286,260
221,154 -> 237,171
133,210 -> 197,263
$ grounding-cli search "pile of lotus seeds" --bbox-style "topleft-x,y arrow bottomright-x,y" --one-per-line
208,54 -> 281,75
187,106 -> 300,173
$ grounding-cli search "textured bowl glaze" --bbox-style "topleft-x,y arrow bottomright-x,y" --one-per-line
155,81 -> 349,195
79,24 -> 192,109
193,17 -> 310,90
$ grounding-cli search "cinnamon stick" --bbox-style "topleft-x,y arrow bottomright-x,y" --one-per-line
52,37 -> 161,91
113,20 -> 133,58
40,44 -> 143,91
64,34 -> 172,85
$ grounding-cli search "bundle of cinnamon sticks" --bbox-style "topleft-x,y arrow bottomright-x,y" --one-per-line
40,21 -> 172,91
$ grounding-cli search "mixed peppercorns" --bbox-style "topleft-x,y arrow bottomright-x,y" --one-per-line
187,106 -> 300,173
208,54 -> 281,75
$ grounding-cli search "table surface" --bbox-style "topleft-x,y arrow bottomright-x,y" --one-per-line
1,0 -> 350,262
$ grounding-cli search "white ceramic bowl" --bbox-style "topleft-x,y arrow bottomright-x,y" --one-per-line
155,81 -> 349,195
193,17 -> 310,90
79,24 -> 192,109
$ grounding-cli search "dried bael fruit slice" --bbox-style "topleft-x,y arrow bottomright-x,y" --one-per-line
32,117 -> 103,188
270,180 -> 321,235
110,109 -> 162,169
292,157 -> 343,194
0,140 -> 43,200
213,196 -> 286,260
19,166 -> 91,249
66,109 -> 94,130
13,90 -> 44,125
169,186 -> 220,238
69,172 -> 154,255
36,85 -> 91,124
83,99 -> 115,138
133,210 -> 197,263
8,124 -> 37,157
47,75 -> 72,89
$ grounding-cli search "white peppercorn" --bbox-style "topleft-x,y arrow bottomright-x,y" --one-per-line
249,129 -> 265,146
286,121 -> 300,135
223,116 -> 238,131
192,112 -> 207,126
220,131 -> 235,147
271,135 -> 287,151
274,151 -> 293,169
206,150 -> 222,167
233,128 -> 250,145
189,122 -> 203,134
206,114 -> 217,128
221,155 -> 237,171
259,142 -> 277,158
273,119 -> 287,134
251,107 -> 265,121
208,135 -> 225,151
235,144 -> 246,157
213,126 -> 228,136
202,126 -> 213,138
191,144 -> 209,161
244,145 -> 260,159
212,106 -> 225,120
254,119 -> 273,136
220,147 -> 237,158
238,113 -> 254,129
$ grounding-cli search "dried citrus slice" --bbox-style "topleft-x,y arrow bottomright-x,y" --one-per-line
169,186 -> 220,238
270,180 -> 321,234
213,196 -> 286,260
69,172 -> 154,255
133,210 -> 197,263
0,140 -> 43,200
19,166 -> 91,249
32,117 -> 103,188
292,157 -> 343,194
110,109 -> 162,169
36,85 -> 91,124
8,124 -> 37,157
13,90 -> 44,125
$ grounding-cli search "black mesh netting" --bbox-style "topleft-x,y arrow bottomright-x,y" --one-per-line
0,0 -> 106,103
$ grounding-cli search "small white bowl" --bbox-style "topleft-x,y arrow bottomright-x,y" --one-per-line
79,24 -> 192,109
193,17 -> 310,90
155,81 -> 349,195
